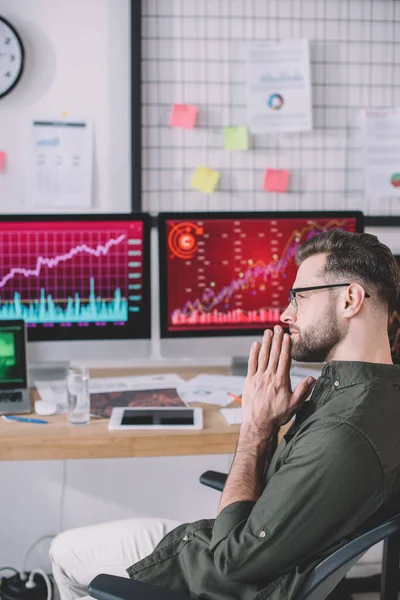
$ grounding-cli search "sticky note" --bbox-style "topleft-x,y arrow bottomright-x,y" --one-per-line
169,104 -> 198,129
0,151 -> 6,172
191,167 -> 220,194
263,169 -> 290,193
223,126 -> 249,151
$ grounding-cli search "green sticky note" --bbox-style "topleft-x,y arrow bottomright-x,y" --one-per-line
223,126 -> 249,151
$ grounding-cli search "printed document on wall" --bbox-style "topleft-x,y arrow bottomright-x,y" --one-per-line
363,109 -> 400,204
246,39 -> 312,134
26,119 -> 93,209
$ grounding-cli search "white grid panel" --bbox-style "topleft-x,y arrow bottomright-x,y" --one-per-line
141,0 -> 400,216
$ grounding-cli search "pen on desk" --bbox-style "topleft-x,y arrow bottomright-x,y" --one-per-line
1,415 -> 49,424
228,392 -> 242,403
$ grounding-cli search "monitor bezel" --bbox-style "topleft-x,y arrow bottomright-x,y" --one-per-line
0,213 -> 152,342
158,211 -> 364,339
0,319 -> 27,390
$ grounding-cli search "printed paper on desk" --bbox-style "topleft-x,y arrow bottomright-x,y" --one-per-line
90,387 -> 186,418
190,167 -> 220,194
0,151 -> 6,172
35,373 -> 186,414
169,104 -> 198,129
223,126 -> 249,151
177,374 -> 245,407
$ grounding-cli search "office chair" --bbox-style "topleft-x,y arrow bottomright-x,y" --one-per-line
88,470 -> 400,600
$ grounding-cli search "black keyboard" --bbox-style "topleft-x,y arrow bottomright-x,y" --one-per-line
0,390 -> 23,404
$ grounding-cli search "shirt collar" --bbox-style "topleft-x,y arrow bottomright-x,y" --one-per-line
320,360 -> 400,390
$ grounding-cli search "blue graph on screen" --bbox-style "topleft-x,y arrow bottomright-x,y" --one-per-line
0,278 -> 128,323
0,229 -> 133,325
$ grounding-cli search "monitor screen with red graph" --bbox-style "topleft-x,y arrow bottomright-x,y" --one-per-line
159,212 -> 363,338
0,214 -> 151,341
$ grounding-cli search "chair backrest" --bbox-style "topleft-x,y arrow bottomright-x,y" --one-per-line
294,513 -> 400,600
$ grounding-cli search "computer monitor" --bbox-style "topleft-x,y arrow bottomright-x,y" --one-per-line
0,214 -> 151,343
389,256 -> 400,361
159,212 -> 364,339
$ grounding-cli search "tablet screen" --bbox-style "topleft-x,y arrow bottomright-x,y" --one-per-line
121,409 -> 195,426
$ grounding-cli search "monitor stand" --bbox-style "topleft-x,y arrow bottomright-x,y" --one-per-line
231,356 -> 249,377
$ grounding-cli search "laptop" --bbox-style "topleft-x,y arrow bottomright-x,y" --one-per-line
0,320 -> 30,414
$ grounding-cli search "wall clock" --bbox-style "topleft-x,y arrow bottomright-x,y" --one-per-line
0,16 -> 24,99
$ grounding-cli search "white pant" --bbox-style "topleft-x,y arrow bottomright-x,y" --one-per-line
49,518 -> 182,600
49,516 -> 384,600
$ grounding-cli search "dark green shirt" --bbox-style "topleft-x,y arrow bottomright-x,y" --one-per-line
127,361 -> 400,600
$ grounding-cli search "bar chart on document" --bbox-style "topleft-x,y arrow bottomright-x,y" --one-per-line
165,217 -> 357,334
26,119 -> 93,209
0,220 -> 145,340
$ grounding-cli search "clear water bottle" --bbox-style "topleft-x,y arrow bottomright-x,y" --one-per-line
66,364 -> 90,425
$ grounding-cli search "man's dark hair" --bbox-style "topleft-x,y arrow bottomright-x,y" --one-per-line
296,229 -> 400,315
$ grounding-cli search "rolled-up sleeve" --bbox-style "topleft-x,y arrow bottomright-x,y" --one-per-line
209,420 -> 384,584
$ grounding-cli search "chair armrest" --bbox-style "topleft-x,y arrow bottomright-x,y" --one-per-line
89,574 -> 187,600
199,470 -> 227,491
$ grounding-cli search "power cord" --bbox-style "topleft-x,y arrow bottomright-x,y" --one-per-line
0,567 -> 18,576
58,460 -> 67,533
0,461 -> 67,597
25,569 -> 52,600
20,460 -> 68,576
20,535 -> 55,578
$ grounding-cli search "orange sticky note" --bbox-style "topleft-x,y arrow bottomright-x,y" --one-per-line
263,169 -> 290,193
169,104 -> 198,129
0,151 -> 5,173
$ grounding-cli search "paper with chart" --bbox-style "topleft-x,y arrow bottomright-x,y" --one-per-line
26,119 -> 93,209
363,109 -> 400,205
177,374 -> 246,407
246,39 -> 312,133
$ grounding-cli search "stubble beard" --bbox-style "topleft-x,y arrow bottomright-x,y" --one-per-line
290,303 -> 341,362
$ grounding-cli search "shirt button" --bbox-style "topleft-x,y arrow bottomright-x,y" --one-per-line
182,535 -> 189,542
258,530 -> 266,539
334,380 -> 340,388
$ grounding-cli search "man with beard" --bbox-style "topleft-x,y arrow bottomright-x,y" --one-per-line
50,229 -> 400,600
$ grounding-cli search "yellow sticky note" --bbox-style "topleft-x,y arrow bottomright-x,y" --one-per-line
191,167 -> 220,194
223,126 -> 249,151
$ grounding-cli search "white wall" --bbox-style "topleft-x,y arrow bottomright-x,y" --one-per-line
0,0 -> 131,213
0,454 -> 233,573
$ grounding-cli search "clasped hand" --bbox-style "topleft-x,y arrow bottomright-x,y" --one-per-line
241,325 -> 316,433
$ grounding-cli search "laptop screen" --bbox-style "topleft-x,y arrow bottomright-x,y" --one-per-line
0,320 -> 27,389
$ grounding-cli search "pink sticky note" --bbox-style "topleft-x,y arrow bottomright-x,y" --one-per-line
263,169 -> 290,193
169,104 -> 198,129
0,151 -> 5,173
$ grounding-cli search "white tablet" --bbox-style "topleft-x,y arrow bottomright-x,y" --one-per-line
108,406 -> 203,431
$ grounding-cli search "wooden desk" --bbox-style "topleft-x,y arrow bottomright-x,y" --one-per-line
0,366 -> 243,462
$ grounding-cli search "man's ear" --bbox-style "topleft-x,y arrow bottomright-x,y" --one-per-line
343,283 -> 365,317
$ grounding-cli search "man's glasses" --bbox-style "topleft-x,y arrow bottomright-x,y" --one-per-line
288,283 -> 371,312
